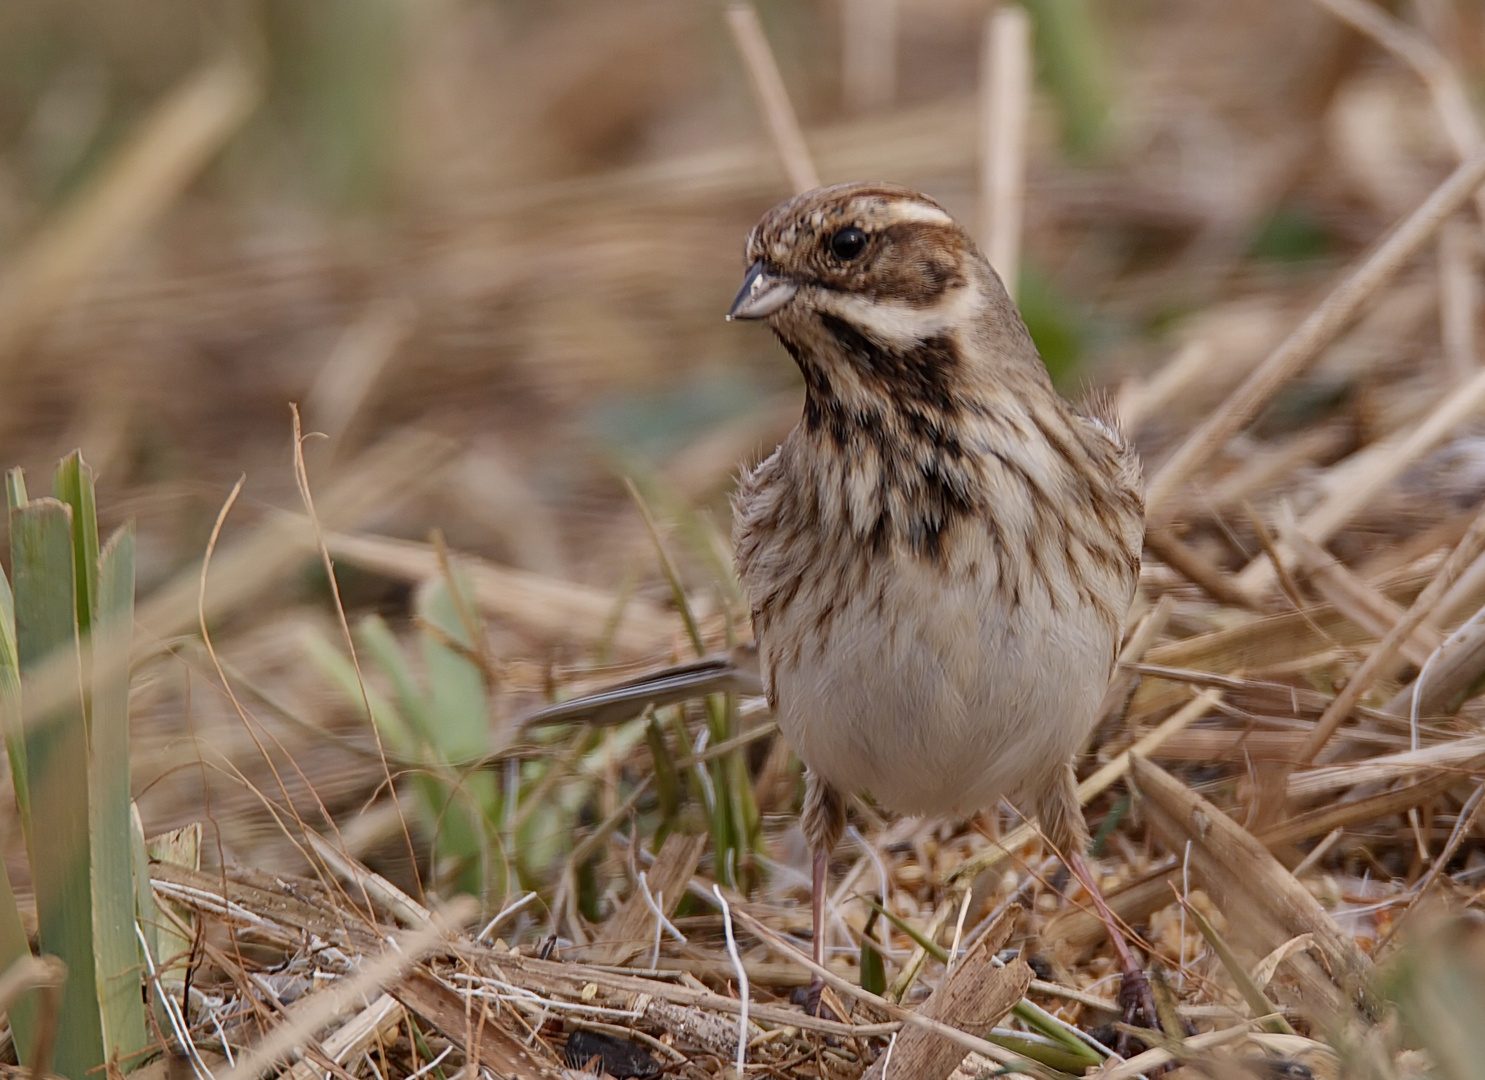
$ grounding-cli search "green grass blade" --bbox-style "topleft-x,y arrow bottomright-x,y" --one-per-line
716,693 -> 759,888
0,564 -> 12,657
5,470 -> 26,512
983,1029 -> 1096,1073
0,837 -> 38,1066
1181,894 -> 1295,1035
12,497 -> 106,1075
0,495 -> 37,1064
89,526 -> 146,1062
129,806 -> 158,978
645,714 -> 681,826
0,556 -> 28,832
52,453 -> 99,638
859,895 -> 1100,1063
860,906 -> 886,996
1021,0 -> 1111,157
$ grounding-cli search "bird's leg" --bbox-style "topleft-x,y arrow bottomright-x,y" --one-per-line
803,846 -> 830,1010
1038,764 -> 1160,1044
811,846 -> 829,969
798,771 -> 847,1017
1065,850 -> 1159,1040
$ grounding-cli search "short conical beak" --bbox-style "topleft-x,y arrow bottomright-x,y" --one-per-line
726,260 -> 797,320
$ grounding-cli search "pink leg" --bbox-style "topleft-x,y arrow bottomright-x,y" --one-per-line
790,849 -> 837,1016
812,847 -> 829,968
1067,851 -> 1159,1034
797,848 -> 830,1015
798,774 -> 845,1017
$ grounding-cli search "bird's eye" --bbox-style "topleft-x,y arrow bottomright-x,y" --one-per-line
828,226 -> 868,261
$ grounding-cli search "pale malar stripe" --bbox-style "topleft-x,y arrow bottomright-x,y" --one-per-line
826,283 -> 985,346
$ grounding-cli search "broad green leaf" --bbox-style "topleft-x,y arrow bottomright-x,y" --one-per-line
417,573 -> 502,898
353,615 -> 429,750
418,574 -> 488,762
415,772 -> 490,899
89,526 -> 146,1062
13,497 -> 106,1075
301,626 -> 408,751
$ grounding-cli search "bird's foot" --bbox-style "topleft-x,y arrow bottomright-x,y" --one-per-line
1065,852 -> 1168,1052
792,977 -> 842,1021
1119,963 -> 1158,1027
1115,963 -> 1160,1056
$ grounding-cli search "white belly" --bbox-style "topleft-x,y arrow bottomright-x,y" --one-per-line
768,560 -> 1114,818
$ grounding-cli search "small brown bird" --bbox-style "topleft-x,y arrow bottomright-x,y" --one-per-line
727,182 -> 1149,1014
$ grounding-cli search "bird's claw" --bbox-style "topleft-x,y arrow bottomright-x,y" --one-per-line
1115,965 -> 1161,1060
793,977 -> 842,1022
1118,964 -> 1158,1030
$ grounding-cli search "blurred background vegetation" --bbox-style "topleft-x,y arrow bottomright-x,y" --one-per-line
2,0 -> 1485,970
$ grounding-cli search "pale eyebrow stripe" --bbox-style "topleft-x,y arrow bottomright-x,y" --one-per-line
880,200 -> 954,226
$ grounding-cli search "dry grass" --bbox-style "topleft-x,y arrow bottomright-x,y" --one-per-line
4,0 -> 1485,1076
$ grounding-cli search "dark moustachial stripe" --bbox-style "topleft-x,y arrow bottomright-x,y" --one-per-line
787,336 -> 859,448
782,312 -> 990,567
817,313 -> 960,414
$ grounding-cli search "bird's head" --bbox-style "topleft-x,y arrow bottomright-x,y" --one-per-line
728,182 -> 974,320
728,182 -> 1044,412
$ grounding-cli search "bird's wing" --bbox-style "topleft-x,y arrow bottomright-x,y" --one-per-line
1075,388 -> 1146,563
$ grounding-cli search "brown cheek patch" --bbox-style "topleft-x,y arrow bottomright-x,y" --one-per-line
859,224 -> 966,305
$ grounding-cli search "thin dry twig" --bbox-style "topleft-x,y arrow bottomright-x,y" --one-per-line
1146,139 -> 1485,522
219,910 -> 467,1080
725,3 -> 821,195
1307,0 -> 1484,205
727,905 -> 1032,1071
291,404 -> 426,905
1300,493 -> 1485,761
1240,361 -> 1485,594
1439,220 -> 1478,379
978,4 -> 1032,299
321,527 -> 676,657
